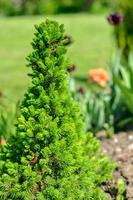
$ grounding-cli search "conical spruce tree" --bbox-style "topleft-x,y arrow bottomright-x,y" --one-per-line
0,19 -> 115,200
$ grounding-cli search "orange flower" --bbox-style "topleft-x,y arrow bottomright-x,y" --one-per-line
88,68 -> 109,87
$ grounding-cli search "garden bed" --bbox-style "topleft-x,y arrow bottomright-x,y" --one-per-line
98,131 -> 133,199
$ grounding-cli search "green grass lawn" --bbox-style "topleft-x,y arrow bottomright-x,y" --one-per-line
0,14 -> 114,102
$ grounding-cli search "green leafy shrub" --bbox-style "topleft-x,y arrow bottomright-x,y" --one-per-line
0,19 -> 115,199
21,0 -> 58,15
91,0 -> 110,14
0,0 -> 21,16
36,0 -> 58,15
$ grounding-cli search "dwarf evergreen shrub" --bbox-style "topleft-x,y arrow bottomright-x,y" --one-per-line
0,19 -> 115,200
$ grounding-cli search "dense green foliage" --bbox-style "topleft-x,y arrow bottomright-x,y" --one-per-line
0,19 -> 114,199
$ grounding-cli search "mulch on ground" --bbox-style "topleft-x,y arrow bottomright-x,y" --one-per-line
98,131 -> 133,199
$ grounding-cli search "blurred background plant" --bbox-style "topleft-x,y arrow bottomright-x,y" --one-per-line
108,0 -> 133,63
0,0 -> 112,16
114,53 -> 133,129
78,68 -> 114,135
69,50 -> 133,136
69,67 -> 115,136
0,92 -> 19,145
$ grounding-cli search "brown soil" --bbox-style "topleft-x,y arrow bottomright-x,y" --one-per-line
98,131 -> 133,200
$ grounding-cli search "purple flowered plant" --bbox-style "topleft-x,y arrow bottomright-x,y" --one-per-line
107,12 -> 124,25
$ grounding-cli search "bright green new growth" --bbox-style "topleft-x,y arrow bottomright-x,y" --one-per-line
0,19 -> 114,200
